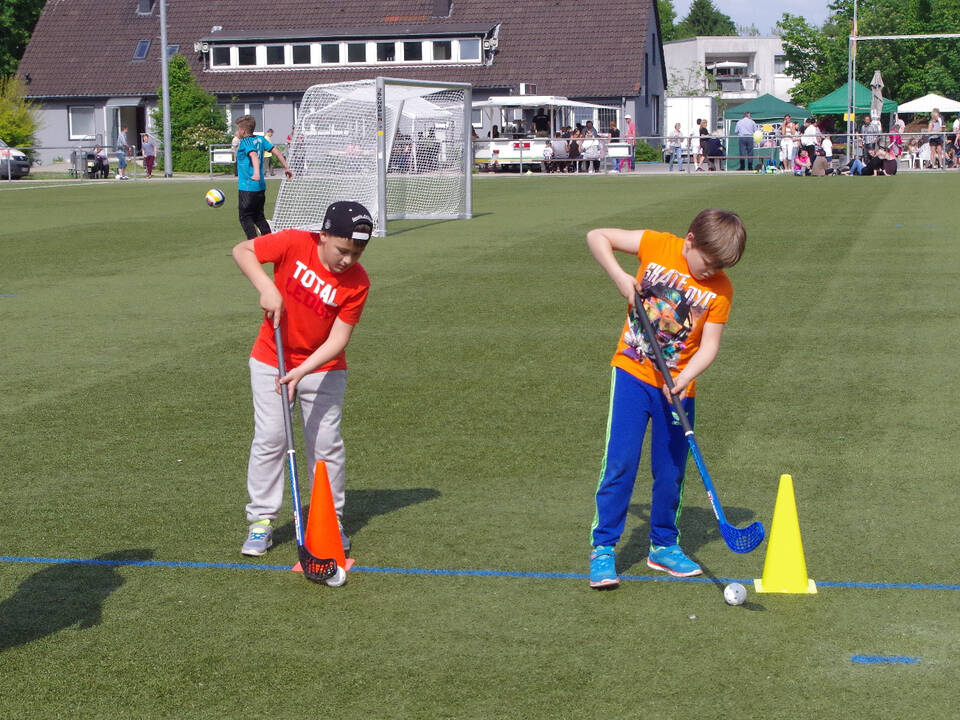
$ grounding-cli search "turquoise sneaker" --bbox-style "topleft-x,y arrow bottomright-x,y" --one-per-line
589,545 -> 619,589
647,544 -> 702,577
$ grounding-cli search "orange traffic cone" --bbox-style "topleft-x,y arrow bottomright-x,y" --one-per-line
291,461 -> 353,574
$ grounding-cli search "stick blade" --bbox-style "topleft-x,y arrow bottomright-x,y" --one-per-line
721,521 -> 765,554
297,545 -> 338,583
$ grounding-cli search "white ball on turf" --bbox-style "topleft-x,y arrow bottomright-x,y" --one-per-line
324,565 -> 347,588
205,188 -> 225,207
723,582 -> 747,605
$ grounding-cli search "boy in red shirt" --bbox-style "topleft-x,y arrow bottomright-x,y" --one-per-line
232,201 -> 373,557
586,209 -> 746,589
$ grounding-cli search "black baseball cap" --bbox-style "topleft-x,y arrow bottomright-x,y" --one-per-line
319,201 -> 374,245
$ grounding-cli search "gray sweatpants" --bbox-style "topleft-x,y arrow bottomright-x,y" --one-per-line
245,357 -> 347,523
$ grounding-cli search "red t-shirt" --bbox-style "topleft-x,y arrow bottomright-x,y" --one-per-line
611,230 -> 732,397
250,229 -> 369,372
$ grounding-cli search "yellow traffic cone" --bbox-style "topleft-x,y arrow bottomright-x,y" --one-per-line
754,474 -> 817,594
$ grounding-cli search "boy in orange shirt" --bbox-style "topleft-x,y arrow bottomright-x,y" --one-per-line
586,209 -> 746,589
232,201 -> 373,557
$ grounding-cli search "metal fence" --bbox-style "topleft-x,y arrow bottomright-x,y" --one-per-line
6,130 -> 952,182
1,145 -> 154,182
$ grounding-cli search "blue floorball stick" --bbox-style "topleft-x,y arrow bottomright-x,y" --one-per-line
633,290 -> 764,554
274,324 -> 342,583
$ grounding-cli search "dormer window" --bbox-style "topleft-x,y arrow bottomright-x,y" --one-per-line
404,41 -> 423,61
133,39 -> 151,60
204,31 -> 491,70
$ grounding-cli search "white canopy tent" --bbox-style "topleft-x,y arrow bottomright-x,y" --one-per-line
472,95 -> 610,111
472,95 -> 615,138
706,61 -> 748,70
897,92 -> 960,113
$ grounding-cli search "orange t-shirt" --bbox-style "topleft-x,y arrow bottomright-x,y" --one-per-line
250,229 -> 369,372
611,229 -> 733,397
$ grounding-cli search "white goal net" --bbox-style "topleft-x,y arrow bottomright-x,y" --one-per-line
271,77 -> 473,237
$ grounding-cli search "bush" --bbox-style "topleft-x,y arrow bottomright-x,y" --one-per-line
634,140 -> 660,162
0,75 -> 38,159
152,55 -> 228,174
168,147 -> 209,173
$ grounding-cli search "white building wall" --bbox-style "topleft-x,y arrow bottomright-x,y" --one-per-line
663,36 -> 796,103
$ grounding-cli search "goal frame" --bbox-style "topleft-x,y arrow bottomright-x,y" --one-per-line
374,77 -> 473,237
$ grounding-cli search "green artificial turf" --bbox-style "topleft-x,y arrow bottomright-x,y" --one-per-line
1,173 -> 958,718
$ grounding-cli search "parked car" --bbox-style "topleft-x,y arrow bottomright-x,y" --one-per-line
0,139 -> 31,179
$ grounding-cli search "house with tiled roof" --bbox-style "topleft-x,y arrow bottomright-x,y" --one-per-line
18,0 -> 667,164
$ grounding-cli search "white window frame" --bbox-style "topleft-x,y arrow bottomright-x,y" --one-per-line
211,45 -> 231,67
458,38 -> 480,62
237,45 -> 258,66
320,42 -> 340,64
68,106 -> 96,140
265,44 -> 285,65
205,35 -> 485,70
223,102 -> 265,130
291,43 -> 312,65
346,41 -> 368,64
430,40 -> 453,62
376,40 -> 398,63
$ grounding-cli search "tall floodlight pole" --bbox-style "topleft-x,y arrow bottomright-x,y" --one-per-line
159,0 -> 173,177
846,0 -> 858,164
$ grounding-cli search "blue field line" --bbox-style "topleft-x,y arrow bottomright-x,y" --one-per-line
851,655 -> 921,664
1,555 -> 959,591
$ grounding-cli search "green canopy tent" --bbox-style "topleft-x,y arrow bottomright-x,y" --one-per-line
723,94 -> 811,169
725,93 -> 811,123
807,81 -> 897,115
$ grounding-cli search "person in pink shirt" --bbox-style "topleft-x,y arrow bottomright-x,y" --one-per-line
621,114 -> 637,171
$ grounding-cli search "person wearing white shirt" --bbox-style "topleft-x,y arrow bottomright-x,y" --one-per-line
801,117 -> 820,160
668,122 -> 686,172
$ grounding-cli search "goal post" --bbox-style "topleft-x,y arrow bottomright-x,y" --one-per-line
271,77 -> 473,237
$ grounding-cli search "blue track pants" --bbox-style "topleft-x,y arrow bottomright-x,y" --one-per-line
591,367 -> 695,548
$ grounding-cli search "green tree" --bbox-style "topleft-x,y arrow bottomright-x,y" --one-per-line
658,0 -> 679,42
675,0 -> 737,39
778,0 -> 960,106
151,54 -> 229,172
776,12 -> 851,106
0,75 -> 38,154
0,0 -> 45,76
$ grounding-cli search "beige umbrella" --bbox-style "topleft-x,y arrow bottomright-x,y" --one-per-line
870,70 -> 885,119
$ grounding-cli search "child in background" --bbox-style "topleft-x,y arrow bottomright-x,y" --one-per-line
235,115 -> 293,239
542,141 -> 555,173
586,209 -> 747,589
905,137 -> 919,169
141,133 -> 156,179
794,148 -> 811,175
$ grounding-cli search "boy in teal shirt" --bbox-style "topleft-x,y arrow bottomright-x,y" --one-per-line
235,115 -> 292,239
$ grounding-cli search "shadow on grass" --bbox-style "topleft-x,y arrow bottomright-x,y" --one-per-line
271,487 -> 441,547
387,213 -> 493,236
0,549 -> 154,653
619,502 -> 762,574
